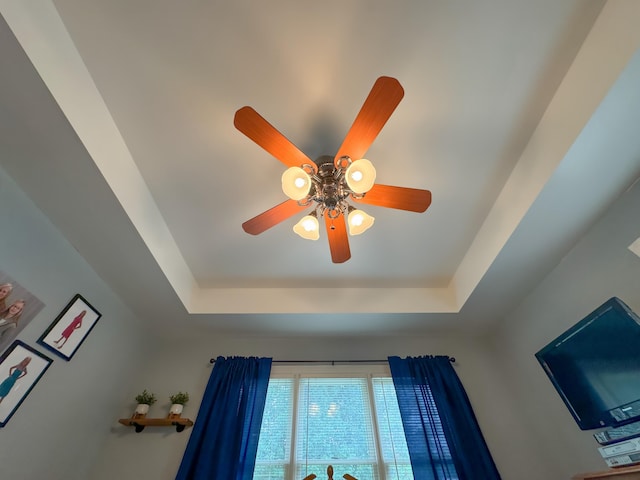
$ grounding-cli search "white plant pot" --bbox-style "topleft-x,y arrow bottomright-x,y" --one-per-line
135,403 -> 150,415
170,403 -> 184,415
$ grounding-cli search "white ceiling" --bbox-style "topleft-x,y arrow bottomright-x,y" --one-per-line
1,1 -> 640,335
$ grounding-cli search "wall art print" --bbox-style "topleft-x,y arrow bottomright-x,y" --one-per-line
38,294 -> 101,361
0,340 -> 52,427
0,270 -> 45,355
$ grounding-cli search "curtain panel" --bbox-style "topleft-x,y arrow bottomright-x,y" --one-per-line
176,356 -> 272,480
389,355 -> 501,480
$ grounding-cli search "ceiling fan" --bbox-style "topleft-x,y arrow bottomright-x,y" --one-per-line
234,76 -> 432,264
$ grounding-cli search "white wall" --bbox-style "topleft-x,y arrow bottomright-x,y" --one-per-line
488,180 -> 640,479
0,167 -> 150,480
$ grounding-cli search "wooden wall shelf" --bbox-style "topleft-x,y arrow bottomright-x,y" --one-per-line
118,413 -> 194,433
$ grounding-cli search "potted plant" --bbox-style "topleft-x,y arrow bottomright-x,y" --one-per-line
134,389 -> 157,416
169,391 -> 189,415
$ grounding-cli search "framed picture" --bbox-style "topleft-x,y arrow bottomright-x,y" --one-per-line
0,340 -> 52,427
0,270 -> 46,355
37,294 -> 101,361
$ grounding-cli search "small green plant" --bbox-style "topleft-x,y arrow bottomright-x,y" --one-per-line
169,391 -> 190,405
135,389 -> 157,405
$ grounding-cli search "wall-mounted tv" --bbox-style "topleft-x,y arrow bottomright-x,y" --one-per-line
536,297 -> 640,430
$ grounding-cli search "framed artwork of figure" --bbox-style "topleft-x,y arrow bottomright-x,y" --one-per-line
0,340 -> 52,427
38,294 -> 101,361
0,270 -> 45,355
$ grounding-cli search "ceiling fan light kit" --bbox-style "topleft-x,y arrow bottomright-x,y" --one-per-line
235,76 -> 432,263
284,154 -> 377,238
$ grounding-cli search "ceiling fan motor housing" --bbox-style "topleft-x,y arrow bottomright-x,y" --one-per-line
313,159 -> 350,216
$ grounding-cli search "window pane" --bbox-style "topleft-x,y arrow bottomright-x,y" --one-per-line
252,465 -> 288,480
297,463 -> 377,479
255,379 -> 293,467
373,377 -> 415,480
295,378 -> 377,479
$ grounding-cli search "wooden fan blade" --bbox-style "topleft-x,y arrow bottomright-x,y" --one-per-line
234,106 -> 316,172
334,77 -> 404,164
242,199 -> 308,235
353,184 -> 432,212
325,213 -> 351,263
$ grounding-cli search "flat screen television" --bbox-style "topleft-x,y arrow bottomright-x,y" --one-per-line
536,297 -> 640,430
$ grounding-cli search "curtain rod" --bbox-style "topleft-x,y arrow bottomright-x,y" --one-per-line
209,357 -> 456,365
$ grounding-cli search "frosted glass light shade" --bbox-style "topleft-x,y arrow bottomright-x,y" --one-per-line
293,215 -> 320,240
345,159 -> 376,193
348,209 -> 375,236
281,167 -> 311,200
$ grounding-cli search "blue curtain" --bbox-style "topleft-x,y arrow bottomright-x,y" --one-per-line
176,356 -> 272,480
389,355 -> 501,480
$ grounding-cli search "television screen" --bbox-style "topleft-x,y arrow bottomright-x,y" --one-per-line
536,297 -> 640,430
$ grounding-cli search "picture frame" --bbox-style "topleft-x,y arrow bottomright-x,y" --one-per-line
37,294 -> 101,361
0,340 -> 52,427
0,270 -> 46,355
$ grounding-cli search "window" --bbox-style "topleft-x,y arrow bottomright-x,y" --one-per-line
253,365 -> 414,480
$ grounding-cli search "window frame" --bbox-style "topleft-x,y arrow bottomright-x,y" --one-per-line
254,364 -> 411,480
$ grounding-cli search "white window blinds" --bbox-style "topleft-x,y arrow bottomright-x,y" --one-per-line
253,367 -> 417,480
254,379 -> 293,480
295,378 -> 378,479
372,378 -> 414,480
